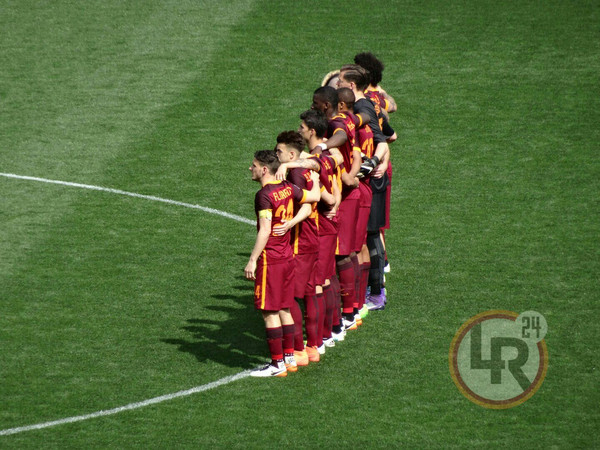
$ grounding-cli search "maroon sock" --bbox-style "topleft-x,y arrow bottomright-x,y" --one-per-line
304,294 -> 319,347
323,284 -> 334,339
330,275 -> 342,327
337,260 -> 356,314
266,327 -> 283,363
290,298 -> 305,351
316,291 -> 325,346
281,324 -> 295,355
359,262 -> 371,309
350,254 -> 360,310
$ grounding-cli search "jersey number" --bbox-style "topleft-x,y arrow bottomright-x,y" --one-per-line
275,200 -> 294,223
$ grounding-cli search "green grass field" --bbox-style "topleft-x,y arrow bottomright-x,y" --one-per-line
1,0 -> 598,447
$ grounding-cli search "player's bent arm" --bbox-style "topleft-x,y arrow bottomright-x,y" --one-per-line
347,149 -> 362,179
320,186 -> 336,207
327,147 -> 344,167
325,176 -> 342,218
373,141 -> 389,161
308,170 -> 320,199
279,158 -> 320,174
372,146 -> 390,179
379,86 -> 397,113
340,168 -> 359,189
272,203 -> 312,236
244,215 -> 271,280
332,174 -> 342,207
275,164 -> 288,181
315,129 -> 347,152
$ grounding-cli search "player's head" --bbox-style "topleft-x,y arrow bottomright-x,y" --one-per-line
251,149 -> 280,180
337,87 -> 355,112
338,64 -> 369,92
299,109 -> 327,142
312,86 -> 338,114
275,130 -> 304,163
354,52 -> 384,86
321,70 -> 341,88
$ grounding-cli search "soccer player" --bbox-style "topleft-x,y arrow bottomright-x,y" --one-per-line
355,52 -> 397,275
310,86 -> 363,331
244,150 -> 319,377
274,131 -> 321,364
337,87 -> 373,321
276,110 -> 347,344
297,109 -> 344,345
337,64 -> 393,310
354,52 -> 397,117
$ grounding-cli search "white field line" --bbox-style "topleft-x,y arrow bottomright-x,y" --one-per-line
0,173 -> 255,226
0,172 -> 255,436
0,371 -> 252,436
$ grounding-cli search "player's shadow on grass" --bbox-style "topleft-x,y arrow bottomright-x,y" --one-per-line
162,290 -> 267,369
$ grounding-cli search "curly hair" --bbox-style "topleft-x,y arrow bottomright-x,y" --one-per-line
354,52 -> 384,86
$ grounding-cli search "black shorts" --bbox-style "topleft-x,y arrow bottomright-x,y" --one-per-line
368,174 -> 389,231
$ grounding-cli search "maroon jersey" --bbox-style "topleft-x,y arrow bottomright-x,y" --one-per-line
255,180 -> 307,262
346,110 -> 374,160
365,89 -> 387,132
365,88 -> 389,111
311,153 -> 339,236
287,167 -> 318,254
326,112 -> 356,170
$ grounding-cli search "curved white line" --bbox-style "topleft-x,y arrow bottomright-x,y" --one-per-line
0,173 -> 255,226
0,172 -> 256,436
0,371 -> 252,436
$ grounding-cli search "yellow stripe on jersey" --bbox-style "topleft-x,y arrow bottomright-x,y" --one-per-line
300,190 -> 308,204
260,252 -> 267,309
258,209 -> 272,219
293,224 -> 300,255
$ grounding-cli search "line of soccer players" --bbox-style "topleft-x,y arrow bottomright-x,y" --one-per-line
245,54 -> 397,377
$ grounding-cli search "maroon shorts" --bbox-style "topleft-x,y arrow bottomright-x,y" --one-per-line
254,256 -> 295,311
293,252 -> 318,298
317,233 -> 337,285
355,181 -> 372,252
336,196 -> 359,256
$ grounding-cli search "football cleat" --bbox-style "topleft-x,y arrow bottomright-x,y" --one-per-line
323,337 -> 336,348
366,293 -> 386,311
317,344 -> 326,355
306,345 -> 320,362
359,304 -> 369,319
342,316 -> 357,331
250,361 -> 287,377
294,349 -> 309,366
284,355 -> 298,372
355,313 -> 363,326
332,326 -> 346,342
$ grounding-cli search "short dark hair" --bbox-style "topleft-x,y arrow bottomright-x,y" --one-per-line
337,87 -> 355,110
340,64 -> 369,91
300,109 -> 328,138
254,149 -> 280,174
276,130 -> 305,152
354,52 -> 384,86
313,86 -> 338,109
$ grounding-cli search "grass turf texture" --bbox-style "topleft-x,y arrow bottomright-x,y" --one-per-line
1,0 -> 598,447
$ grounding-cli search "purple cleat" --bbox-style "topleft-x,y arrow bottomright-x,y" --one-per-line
365,292 -> 386,311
